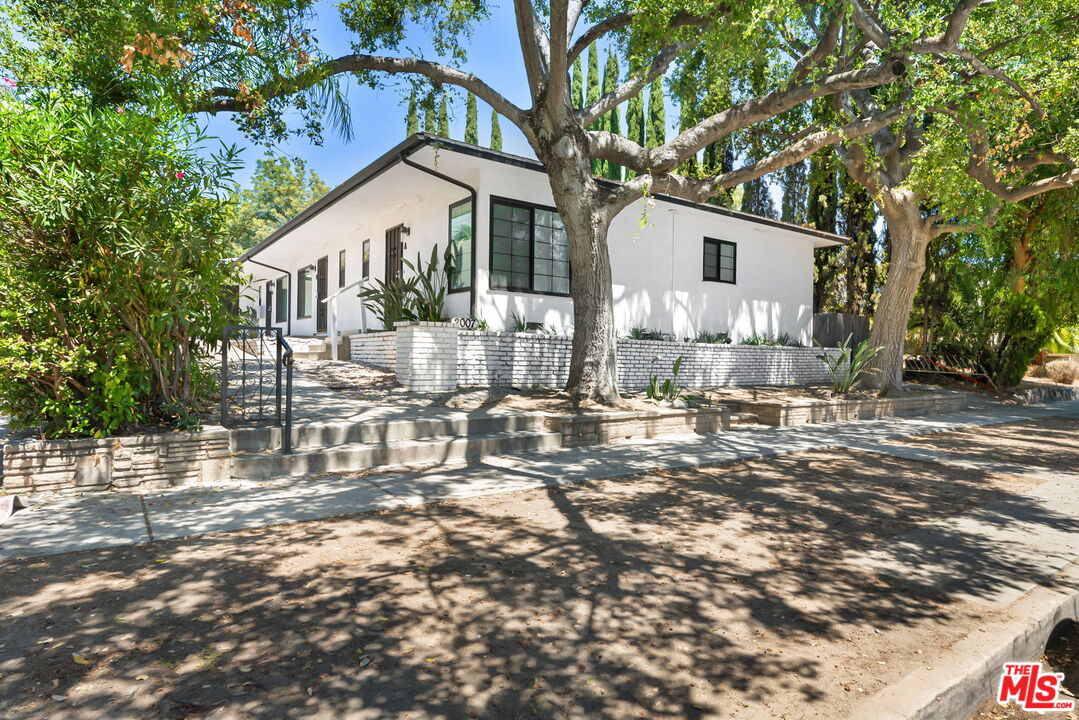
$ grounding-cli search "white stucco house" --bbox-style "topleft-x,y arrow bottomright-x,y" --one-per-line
237,133 -> 845,346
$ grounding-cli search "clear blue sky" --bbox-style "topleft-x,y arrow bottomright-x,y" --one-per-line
198,2 -> 552,188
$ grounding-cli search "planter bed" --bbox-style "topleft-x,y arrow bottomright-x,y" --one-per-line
547,407 -> 729,447
736,392 -> 966,426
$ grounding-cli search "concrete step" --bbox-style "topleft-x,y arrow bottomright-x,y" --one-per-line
229,413 -> 550,453
231,430 -> 563,480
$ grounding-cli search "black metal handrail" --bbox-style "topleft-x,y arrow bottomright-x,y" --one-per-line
220,325 -> 294,454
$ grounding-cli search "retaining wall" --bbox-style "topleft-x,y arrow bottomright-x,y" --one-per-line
2,428 -> 231,493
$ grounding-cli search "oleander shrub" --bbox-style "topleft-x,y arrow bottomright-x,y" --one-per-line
0,96 -> 241,437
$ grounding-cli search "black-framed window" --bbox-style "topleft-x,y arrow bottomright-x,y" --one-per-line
362,239 -> 370,279
338,249 -> 346,288
448,199 -> 473,292
275,277 -> 288,322
297,266 -> 312,318
490,198 -> 570,295
703,238 -> 736,284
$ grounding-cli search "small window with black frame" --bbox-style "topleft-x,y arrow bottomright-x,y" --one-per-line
703,238 -> 736,284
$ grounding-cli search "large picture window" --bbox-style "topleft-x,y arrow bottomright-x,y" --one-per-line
448,199 -> 472,292
297,266 -> 313,317
490,198 -> 570,295
703,238 -> 736,284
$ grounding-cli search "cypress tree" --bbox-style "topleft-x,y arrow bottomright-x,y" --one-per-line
406,90 -> 419,136
437,95 -> 449,137
464,94 -> 478,144
646,77 -> 665,148
674,88 -> 695,178
490,109 -> 502,151
586,44 -> 601,172
625,87 -> 644,180
572,57 -> 583,109
601,51 -> 622,180
422,95 -> 436,133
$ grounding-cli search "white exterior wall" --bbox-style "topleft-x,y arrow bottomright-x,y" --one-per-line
470,159 -> 821,344
239,157 -> 473,335
240,142 -> 832,345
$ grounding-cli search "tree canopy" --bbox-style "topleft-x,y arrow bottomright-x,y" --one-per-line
225,154 -> 328,251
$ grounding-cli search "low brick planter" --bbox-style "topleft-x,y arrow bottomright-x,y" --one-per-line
548,407 -> 729,448
738,393 -> 966,426
2,428 -> 231,493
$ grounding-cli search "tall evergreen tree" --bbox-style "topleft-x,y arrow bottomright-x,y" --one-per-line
572,57 -> 583,109
437,95 -> 449,137
625,72 -> 645,180
489,109 -> 502,151
226,154 -> 329,251
406,90 -> 419,136
585,44 -> 601,173
464,93 -> 478,144
600,50 -> 621,180
739,160 -> 776,218
646,77 -> 665,148
779,161 -> 808,224
422,94 -> 436,133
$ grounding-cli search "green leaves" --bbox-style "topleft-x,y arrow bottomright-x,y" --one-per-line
0,97 -> 242,437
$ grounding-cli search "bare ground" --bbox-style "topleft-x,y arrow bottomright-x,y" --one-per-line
888,417 -> 1079,472
295,360 -> 952,414
0,442 -> 1047,720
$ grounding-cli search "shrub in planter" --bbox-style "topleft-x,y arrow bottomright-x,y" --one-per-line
1046,360 -> 1079,385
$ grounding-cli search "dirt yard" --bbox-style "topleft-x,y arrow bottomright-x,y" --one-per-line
0,445 -> 1044,720
295,359 -> 665,414
890,417 -> 1079,472
296,360 -> 957,415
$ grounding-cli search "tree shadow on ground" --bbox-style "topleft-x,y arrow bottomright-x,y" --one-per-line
0,446 -> 1074,719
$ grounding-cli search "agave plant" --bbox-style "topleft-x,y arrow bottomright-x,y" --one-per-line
815,334 -> 883,395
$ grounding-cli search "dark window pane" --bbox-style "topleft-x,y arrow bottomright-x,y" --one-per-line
534,275 -> 552,292
720,242 -> 735,258
720,267 -> 735,283
493,253 -> 511,271
491,270 -> 509,288
494,203 -> 512,220
553,277 -> 570,294
512,207 -> 530,223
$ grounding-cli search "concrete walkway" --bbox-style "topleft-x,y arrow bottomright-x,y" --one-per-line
2,400 -> 1077,565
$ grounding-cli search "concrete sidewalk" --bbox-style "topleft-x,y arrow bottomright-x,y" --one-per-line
2,400 -> 1077,561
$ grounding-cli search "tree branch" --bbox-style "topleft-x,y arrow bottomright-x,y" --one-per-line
589,58 -> 908,174
912,0 -> 988,52
513,0 -> 549,99
190,53 -> 526,126
567,11 -> 713,63
606,104 -> 909,213
577,41 -> 691,127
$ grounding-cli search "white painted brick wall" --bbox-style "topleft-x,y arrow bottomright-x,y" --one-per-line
353,328 -> 842,390
349,331 -> 396,370
394,322 -> 459,391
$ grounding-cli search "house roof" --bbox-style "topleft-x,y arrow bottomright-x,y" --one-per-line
239,132 -> 848,261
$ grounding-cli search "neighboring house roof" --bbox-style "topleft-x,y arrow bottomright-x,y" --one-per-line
240,132 -> 848,261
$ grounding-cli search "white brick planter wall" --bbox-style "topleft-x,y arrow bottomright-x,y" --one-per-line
349,331 -> 396,370
352,327 -> 841,391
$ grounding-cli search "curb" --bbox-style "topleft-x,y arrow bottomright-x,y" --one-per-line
851,562 -> 1079,720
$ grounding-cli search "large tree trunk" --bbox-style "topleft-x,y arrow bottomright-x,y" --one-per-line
532,128 -> 621,403
859,189 -> 933,393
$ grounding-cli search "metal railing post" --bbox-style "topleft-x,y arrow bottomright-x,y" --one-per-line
219,326 -> 229,426
275,329 -> 283,425
283,359 -> 293,454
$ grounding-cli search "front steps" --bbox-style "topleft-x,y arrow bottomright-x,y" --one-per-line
286,336 -> 350,361
228,412 -> 560,481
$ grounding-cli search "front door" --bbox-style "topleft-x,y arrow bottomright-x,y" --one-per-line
316,256 -> 328,333
264,281 -> 274,326
385,225 -> 404,282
